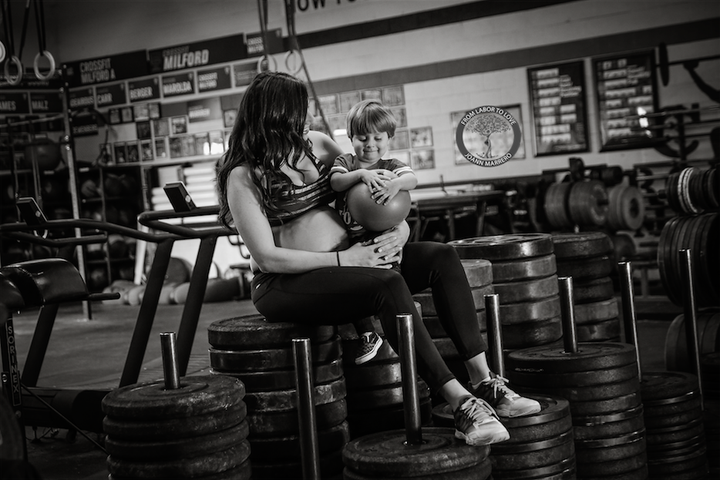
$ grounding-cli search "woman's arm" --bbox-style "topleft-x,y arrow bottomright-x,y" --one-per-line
308,130 -> 345,168
228,164 -> 402,273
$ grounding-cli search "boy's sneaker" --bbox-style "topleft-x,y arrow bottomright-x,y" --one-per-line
355,332 -> 383,365
454,397 -> 510,446
470,374 -> 541,418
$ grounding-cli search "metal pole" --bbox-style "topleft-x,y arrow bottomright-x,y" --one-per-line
160,332 -> 180,390
397,313 -> 422,445
558,277 -> 579,354
679,249 -> 704,410
484,294 -> 504,376
618,262 -> 643,382
293,338 -> 320,480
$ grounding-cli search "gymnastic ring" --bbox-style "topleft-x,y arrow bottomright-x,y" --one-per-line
0,41 -> 6,63
256,54 -> 277,73
34,50 -> 56,80
4,55 -> 23,86
284,49 -> 303,76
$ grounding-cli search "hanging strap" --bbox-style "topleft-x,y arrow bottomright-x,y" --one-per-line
255,0 -> 276,73
1,0 -> 23,85
31,0 -> 54,80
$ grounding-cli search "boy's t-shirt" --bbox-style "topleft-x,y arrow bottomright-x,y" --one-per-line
330,154 -> 414,240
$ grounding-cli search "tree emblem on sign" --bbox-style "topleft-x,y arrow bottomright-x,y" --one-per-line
465,113 -> 511,159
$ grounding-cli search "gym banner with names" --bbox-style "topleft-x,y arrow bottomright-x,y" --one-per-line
63,50 -> 149,88
128,78 -> 161,103
197,66 -> 232,93
593,51 -> 658,151
29,92 -> 63,114
68,88 -> 96,110
187,97 -> 222,123
148,34 -> 248,74
0,92 -> 30,114
527,61 -> 589,156
95,83 -> 127,108
162,73 -> 195,98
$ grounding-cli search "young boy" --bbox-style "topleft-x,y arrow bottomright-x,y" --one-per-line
330,99 -> 418,364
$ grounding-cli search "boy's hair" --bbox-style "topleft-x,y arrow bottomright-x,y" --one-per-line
346,100 -> 397,138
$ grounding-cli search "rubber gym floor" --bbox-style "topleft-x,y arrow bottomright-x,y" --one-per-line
11,295 -> 680,480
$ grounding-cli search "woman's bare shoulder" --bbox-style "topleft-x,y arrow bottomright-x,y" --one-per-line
308,131 -> 344,165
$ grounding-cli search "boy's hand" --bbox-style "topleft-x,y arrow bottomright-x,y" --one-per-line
359,170 -> 390,191
372,179 -> 401,205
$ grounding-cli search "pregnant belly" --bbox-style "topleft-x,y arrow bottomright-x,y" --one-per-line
274,205 -> 350,252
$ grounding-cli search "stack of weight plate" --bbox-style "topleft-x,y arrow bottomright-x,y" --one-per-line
657,212 -> 719,308
102,375 -> 251,479
665,166 -> 719,215
664,310 -> 720,372
449,234 -> 562,351
640,371 -> 709,479
506,342 -> 648,479
412,259 -> 494,385
552,232 -> 620,342
606,184 -> 646,232
432,393 -> 577,479
207,314 -> 348,480
544,180 -> 609,230
341,332 -> 433,439
701,352 -> 720,477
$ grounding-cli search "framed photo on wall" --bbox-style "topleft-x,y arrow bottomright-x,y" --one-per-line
527,61 -> 589,156
593,51 -> 658,151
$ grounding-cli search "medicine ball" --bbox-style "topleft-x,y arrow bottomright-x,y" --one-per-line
346,183 -> 412,232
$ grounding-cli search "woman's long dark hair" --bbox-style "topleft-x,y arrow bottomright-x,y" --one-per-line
216,71 -> 313,229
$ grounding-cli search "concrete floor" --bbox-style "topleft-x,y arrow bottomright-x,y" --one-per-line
7,295 -> 682,480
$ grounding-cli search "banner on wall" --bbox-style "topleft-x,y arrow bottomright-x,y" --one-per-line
527,61 -> 589,156
68,88 -> 96,110
0,92 -> 30,114
63,51 -> 149,88
148,34 -> 248,74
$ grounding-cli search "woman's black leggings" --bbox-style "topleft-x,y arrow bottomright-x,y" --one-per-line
250,241 -> 487,393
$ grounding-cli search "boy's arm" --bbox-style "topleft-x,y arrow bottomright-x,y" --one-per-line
330,169 -> 366,192
390,171 -> 418,191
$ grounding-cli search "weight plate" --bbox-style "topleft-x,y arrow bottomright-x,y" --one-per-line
648,460 -> 710,480
664,312 -> 720,372
243,377 -> 346,412
499,295 -> 561,324
343,457 -> 492,480
506,342 -> 637,373
551,232 -> 614,259
246,398 -> 347,437
209,336 -> 342,372
555,255 -> 613,281
576,451 -> 647,477
512,377 -> 641,403
249,448 -> 344,480
501,316 -> 563,349
573,297 -> 619,323
570,276 -> 615,304
645,418 -> 705,446
489,456 -> 576,480
347,380 -> 430,412
575,431 -> 646,461
704,168 -> 718,208
342,427 -> 490,477
491,429 -> 574,469
249,421 -> 350,460
107,440 -> 250,478
576,464 -> 648,480
102,402 -> 246,440
348,397 -> 434,439
643,396 -> 703,424
572,405 -> 645,440
344,360 -> 402,389
508,363 -> 638,388
449,233 -> 554,261
105,420 -> 249,460
493,275 -> 559,304
544,182 -> 573,229
657,216 -> 681,304
568,180 -> 608,226
214,357 -> 343,392
607,185 -> 646,231
576,317 -> 621,342
640,371 -> 700,402
101,375 -> 245,420
208,314 -> 336,349
109,460 -> 253,480
491,255 -> 557,283
461,258 -> 494,286
569,392 -> 642,417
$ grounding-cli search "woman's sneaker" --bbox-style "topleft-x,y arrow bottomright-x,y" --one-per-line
355,332 -> 383,365
470,374 -> 541,418
454,397 -> 510,446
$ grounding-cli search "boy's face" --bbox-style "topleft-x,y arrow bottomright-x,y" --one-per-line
351,131 -> 390,163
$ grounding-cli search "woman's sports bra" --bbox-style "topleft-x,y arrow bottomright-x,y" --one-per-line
264,159 -> 336,226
